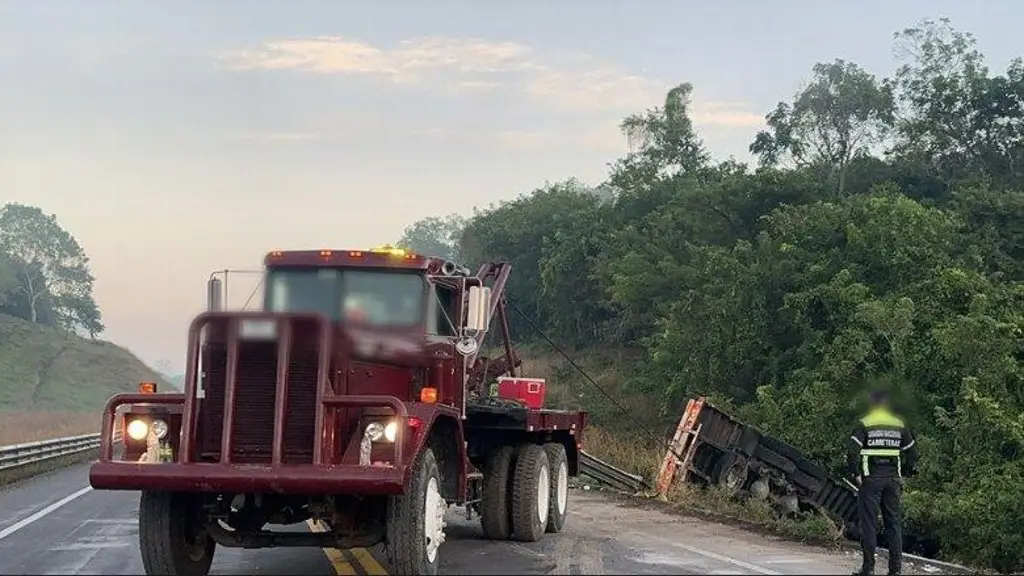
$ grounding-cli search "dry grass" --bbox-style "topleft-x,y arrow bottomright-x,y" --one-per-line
664,482 -> 843,543
0,411 -> 101,446
582,425 -> 663,479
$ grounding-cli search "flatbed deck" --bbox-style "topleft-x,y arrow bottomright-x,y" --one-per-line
464,397 -> 586,431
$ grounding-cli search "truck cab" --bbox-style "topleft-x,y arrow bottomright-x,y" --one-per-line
90,247 -> 586,576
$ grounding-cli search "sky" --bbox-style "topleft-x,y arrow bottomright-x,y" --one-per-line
1,0 -> 1022,372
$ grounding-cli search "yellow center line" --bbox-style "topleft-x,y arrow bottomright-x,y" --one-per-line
306,519 -> 357,575
350,546 -> 389,575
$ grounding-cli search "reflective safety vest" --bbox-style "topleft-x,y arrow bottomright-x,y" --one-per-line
856,409 -> 910,477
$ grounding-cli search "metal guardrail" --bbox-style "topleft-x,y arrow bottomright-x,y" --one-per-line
0,433 -> 106,472
579,450 -> 648,493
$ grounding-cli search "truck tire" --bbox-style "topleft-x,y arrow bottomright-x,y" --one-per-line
712,452 -> 749,493
480,445 -> 515,540
138,491 -> 215,576
510,444 -> 550,542
385,447 -> 445,575
543,443 -> 568,534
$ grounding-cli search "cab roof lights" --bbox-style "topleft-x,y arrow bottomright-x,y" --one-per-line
266,247 -> 419,260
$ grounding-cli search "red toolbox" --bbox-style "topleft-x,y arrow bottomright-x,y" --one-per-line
496,377 -> 546,409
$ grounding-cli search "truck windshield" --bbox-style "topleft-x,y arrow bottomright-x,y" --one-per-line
265,268 -> 424,326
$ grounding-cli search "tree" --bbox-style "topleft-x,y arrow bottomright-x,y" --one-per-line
609,82 -> 709,193
0,253 -> 18,308
0,253 -> 59,326
750,60 -> 894,195
459,180 -> 601,338
888,18 -> 1024,188
0,203 -> 103,335
395,213 -> 466,263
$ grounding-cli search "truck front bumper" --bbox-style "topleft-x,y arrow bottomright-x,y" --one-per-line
89,461 -> 408,495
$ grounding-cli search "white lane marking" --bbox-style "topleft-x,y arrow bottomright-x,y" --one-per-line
51,542 -> 130,550
642,533 -> 782,575
0,487 -> 92,542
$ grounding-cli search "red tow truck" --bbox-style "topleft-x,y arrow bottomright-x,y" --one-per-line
90,246 -> 587,575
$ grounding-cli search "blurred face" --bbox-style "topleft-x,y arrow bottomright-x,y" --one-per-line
344,295 -> 368,321
867,394 -> 890,410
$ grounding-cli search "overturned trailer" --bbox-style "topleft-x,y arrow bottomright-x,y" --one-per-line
656,397 -> 860,538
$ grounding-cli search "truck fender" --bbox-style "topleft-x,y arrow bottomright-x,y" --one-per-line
401,404 -> 466,501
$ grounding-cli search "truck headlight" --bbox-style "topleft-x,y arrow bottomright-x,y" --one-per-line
365,422 -> 385,442
151,419 -> 168,439
127,419 -> 149,441
363,421 -> 397,443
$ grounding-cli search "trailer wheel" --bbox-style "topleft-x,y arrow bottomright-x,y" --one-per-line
138,491 -> 215,576
750,478 -> 770,500
386,447 -> 445,575
480,445 -> 515,540
712,453 -> 749,493
543,443 -> 568,534
510,444 -> 550,542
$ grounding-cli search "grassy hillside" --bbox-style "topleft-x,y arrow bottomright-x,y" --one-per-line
0,313 -> 166,412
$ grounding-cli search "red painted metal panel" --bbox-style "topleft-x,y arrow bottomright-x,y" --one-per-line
89,461 -> 406,495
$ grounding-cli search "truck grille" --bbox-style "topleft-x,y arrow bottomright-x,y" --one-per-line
197,341 -> 319,464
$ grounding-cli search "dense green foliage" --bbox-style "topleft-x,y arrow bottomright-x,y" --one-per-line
397,19 -> 1023,572
0,202 -> 103,337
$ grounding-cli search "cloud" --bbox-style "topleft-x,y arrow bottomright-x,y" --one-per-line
221,36 -> 756,121
220,36 -> 538,82
691,101 -> 765,128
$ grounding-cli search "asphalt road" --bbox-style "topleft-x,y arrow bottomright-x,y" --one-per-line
0,463 -> 941,575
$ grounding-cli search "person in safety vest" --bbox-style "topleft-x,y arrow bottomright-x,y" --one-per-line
848,389 -> 918,576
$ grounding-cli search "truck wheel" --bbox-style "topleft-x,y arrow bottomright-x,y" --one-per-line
510,444 -> 550,542
543,443 -> 568,533
480,445 -> 515,540
386,447 -> 446,575
138,491 -> 215,576
712,453 -> 749,493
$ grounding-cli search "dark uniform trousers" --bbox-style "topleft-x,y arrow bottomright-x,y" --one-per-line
857,477 -> 902,575
849,408 -> 917,576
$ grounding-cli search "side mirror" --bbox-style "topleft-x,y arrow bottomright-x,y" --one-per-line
207,278 -> 223,311
465,285 -> 490,332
